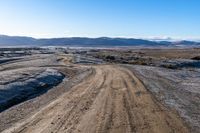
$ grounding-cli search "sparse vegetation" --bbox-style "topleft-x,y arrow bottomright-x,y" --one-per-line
191,56 -> 200,60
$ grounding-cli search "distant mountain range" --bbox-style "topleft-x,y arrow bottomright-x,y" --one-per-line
0,35 -> 200,47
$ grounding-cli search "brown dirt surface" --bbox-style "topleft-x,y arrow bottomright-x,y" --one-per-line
1,65 -> 189,133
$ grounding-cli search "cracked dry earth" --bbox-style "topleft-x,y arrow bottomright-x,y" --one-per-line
2,65 -> 189,133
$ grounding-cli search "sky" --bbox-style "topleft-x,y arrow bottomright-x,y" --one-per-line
0,0 -> 199,39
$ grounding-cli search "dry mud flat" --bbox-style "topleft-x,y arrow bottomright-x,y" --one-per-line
1,65 -> 189,133
0,54 -> 65,112
125,65 -> 200,132
0,53 -> 92,132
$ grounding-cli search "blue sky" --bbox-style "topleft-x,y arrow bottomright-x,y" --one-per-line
0,0 -> 199,39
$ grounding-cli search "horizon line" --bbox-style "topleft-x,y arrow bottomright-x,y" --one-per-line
0,34 -> 200,41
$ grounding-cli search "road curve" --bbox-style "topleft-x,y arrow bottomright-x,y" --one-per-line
2,65 -> 189,133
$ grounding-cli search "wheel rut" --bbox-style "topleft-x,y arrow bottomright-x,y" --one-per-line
2,65 -> 189,133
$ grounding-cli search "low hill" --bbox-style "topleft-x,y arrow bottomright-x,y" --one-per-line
0,35 -> 199,47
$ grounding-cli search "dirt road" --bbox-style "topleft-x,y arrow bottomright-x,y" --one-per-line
2,65 -> 188,133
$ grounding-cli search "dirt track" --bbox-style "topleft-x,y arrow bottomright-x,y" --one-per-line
2,65 -> 189,133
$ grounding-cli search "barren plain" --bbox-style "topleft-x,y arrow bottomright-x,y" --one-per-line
0,48 -> 199,133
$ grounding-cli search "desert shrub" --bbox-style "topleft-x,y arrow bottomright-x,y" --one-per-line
162,64 -> 178,69
137,61 -> 148,65
191,56 -> 200,60
129,60 -> 147,65
105,55 -> 115,60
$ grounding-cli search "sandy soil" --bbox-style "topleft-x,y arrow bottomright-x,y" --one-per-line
1,65 -> 189,133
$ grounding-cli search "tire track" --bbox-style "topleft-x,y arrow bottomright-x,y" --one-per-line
2,65 -> 189,133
